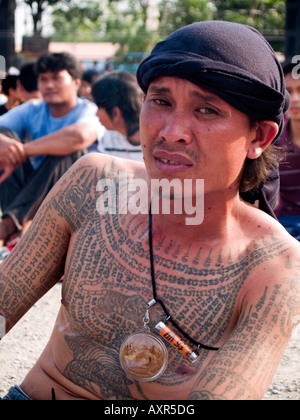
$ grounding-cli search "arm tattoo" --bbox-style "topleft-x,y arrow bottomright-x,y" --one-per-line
188,259 -> 300,400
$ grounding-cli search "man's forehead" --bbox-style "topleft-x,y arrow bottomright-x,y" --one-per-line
38,70 -> 71,78
148,76 -> 226,104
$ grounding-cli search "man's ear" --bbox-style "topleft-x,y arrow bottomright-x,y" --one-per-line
247,121 -> 279,160
111,106 -> 122,122
74,78 -> 82,91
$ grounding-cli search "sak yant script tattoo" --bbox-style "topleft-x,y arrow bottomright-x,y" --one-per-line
47,161 -> 295,400
0,195 -> 69,332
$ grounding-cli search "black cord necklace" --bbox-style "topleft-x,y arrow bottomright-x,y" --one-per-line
119,208 -> 219,382
148,206 -> 219,352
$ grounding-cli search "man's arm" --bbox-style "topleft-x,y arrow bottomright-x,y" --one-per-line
188,253 -> 300,400
0,134 -> 27,183
0,122 -> 98,183
23,122 -> 98,157
0,160 -> 75,336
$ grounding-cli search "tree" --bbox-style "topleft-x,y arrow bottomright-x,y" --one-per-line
159,0 -> 213,36
51,0 -> 104,42
48,0 -> 286,54
212,0 -> 286,50
213,0 -> 286,30
51,0 -> 158,52
103,0 -> 159,53
22,0 -> 73,35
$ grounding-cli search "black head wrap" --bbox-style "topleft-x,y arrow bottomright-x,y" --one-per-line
137,21 -> 290,139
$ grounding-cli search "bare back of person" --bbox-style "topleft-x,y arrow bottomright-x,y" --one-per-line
1,153 -> 295,400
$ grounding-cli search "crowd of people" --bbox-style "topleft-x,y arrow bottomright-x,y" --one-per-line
0,49 -> 299,250
0,53 -> 144,250
0,21 -> 299,400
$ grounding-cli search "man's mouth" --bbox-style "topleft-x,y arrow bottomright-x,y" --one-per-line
153,151 -> 194,172
157,158 -> 184,165
289,106 -> 300,113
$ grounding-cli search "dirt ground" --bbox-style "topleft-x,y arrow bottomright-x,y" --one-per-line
0,283 -> 299,400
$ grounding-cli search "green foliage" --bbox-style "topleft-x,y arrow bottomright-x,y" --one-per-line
51,1 -> 104,41
22,0 -> 73,34
20,0 -> 287,53
213,0 -> 286,30
159,0 -> 214,36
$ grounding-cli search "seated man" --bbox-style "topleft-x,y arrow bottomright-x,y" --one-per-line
0,52 -> 105,246
0,21 -> 299,401
92,70 -> 144,162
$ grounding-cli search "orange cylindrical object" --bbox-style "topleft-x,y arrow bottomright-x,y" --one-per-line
155,322 -> 198,363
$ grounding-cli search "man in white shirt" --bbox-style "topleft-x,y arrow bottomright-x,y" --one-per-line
92,71 -> 144,162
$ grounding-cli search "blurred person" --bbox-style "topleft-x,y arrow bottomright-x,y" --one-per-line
0,52 -> 105,246
0,80 -> 7,106
92,70 -> 144,161
0,21 -> 299,401
18,62 -> 42,102
78,70 -> 100,102
0,75 -> 23,116
275,61 -> 300,240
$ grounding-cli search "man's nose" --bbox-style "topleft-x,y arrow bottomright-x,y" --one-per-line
290,90 -> 300,103
159,112 -> 192,145
43,79 -> 55,89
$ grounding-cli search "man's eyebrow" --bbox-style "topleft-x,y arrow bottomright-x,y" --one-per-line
190,89 -> 224,104
148,83 -> 224,104
147,85 -> 171,95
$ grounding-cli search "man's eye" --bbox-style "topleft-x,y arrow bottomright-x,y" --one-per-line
153,99 -> 169,106
198,107 -> 217,115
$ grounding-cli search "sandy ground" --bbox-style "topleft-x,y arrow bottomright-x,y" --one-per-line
0,283 -> 299,400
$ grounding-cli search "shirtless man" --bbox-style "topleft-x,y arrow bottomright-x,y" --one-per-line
1,21 -> 299,400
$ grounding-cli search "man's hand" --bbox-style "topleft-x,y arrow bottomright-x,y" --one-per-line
0,134 -> 27,183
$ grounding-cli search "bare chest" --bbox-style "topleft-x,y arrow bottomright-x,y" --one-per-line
58,214 -> 287,399
61,213 -> 274,350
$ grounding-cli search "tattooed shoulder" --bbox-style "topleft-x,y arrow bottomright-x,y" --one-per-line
50,155 -> 122,232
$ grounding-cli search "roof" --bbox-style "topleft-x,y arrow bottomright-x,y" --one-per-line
48,42 -> 120,61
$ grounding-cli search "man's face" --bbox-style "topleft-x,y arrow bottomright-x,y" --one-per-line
96,107 -> 114,130
285,73 -> 300,121
79,80 -> 93,101
38,70 -> 80,106
140,77 -> 256,195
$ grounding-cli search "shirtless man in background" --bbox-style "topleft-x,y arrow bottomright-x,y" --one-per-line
0,21 -> 299,400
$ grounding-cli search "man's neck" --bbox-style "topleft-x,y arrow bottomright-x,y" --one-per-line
23,91 -> 43,102
152,188 -> 242,248
128,130 -> 140,146
48,98 -> 77,118
5,97 -> 20,110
